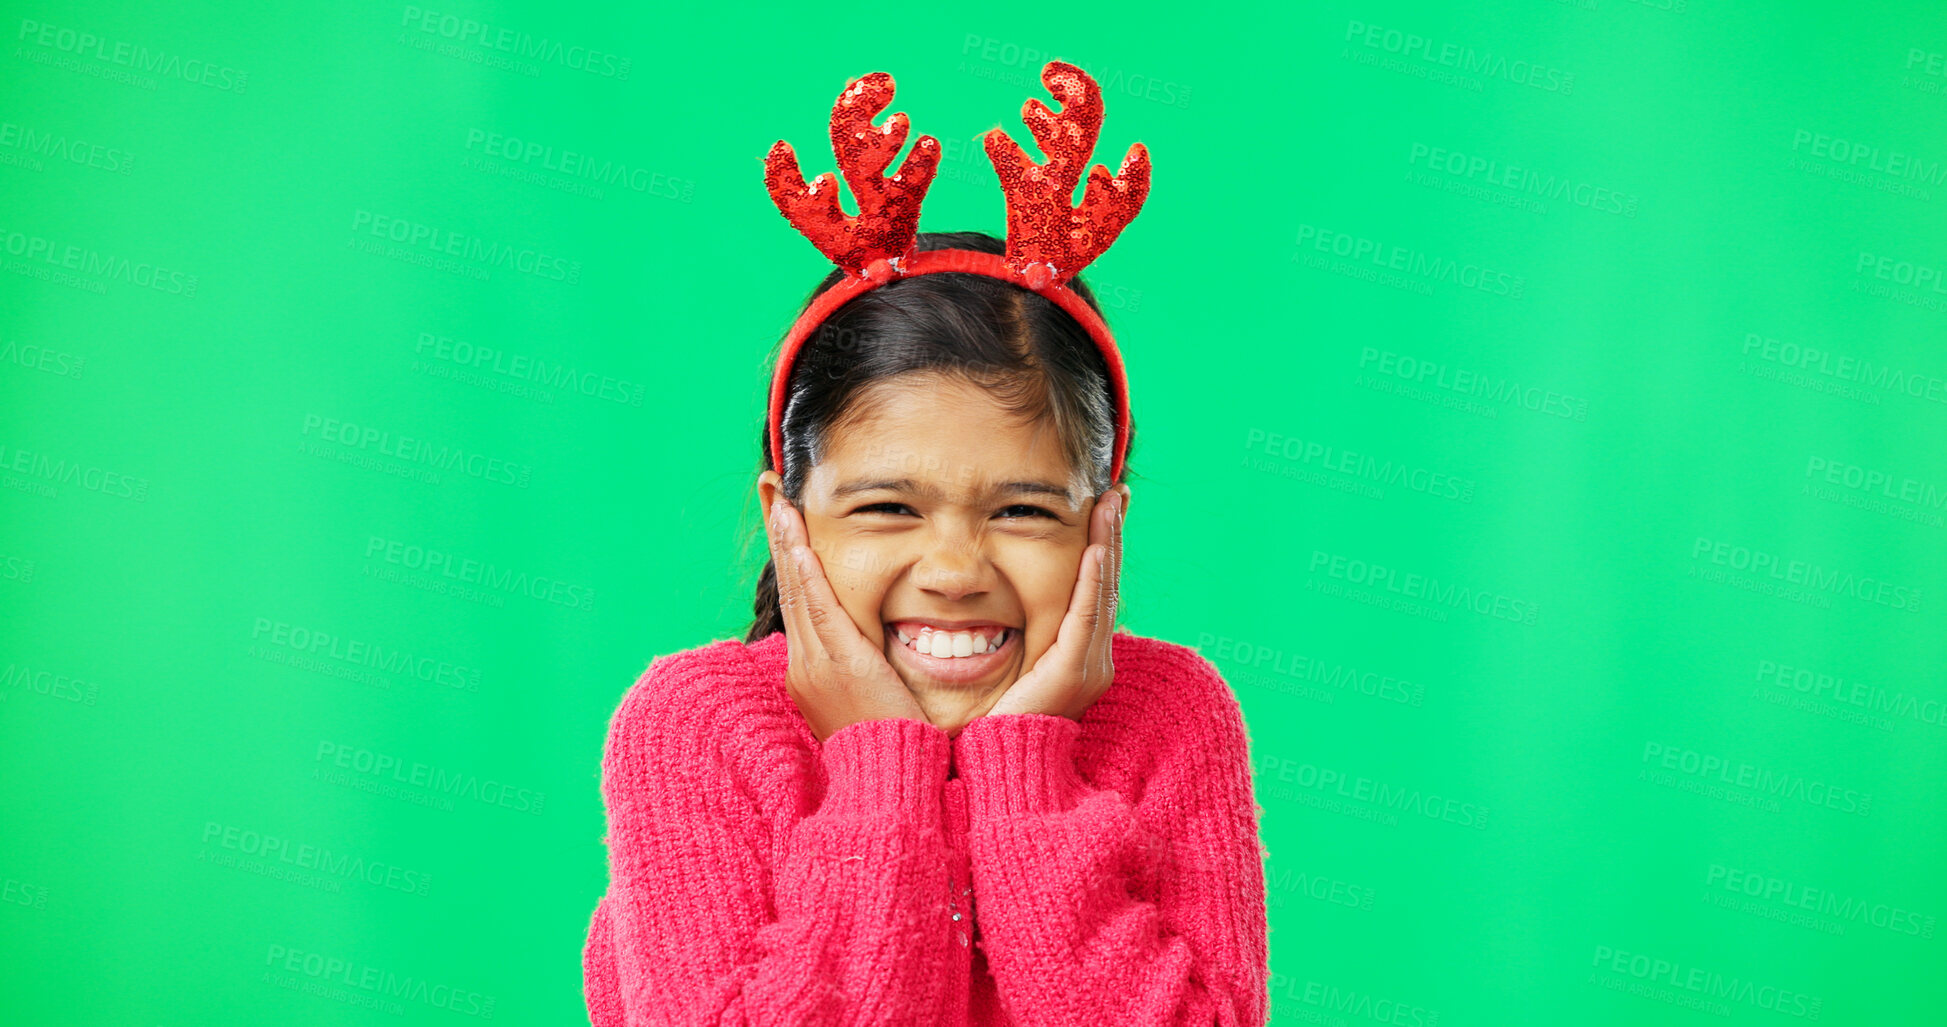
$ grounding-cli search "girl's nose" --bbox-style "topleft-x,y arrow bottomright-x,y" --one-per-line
914,540 -> 990,600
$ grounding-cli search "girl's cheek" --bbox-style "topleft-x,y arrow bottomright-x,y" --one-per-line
829,543 -> 901,596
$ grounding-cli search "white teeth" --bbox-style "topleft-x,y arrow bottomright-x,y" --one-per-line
891,626 -> 1009,658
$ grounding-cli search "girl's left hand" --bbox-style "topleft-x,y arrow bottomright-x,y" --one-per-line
987,486 -> 1126,722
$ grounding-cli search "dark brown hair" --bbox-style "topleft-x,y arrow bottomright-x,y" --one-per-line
744,229 -> 1137,642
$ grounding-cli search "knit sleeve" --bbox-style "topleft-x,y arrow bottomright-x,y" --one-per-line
950,659 -> 1269,1027
585,654 -> 966,1027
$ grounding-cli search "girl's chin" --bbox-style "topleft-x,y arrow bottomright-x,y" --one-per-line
890,664 -> 1017,696
898,673 -> 1015,703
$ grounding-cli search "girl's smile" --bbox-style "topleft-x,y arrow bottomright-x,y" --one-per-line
885,621 -> 1021,685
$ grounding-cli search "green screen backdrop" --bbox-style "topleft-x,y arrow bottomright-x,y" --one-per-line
3,1 -> 1943,1024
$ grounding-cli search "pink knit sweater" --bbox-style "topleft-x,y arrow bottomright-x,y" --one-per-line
582,628 -> 1268,1026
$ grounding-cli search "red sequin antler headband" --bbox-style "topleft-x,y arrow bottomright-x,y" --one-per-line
763,60 -> 1151,484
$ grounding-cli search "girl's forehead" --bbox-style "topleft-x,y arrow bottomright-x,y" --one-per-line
842,372 -> 1049,432
822,407 -> 1069,473
808,377 -> 1084,502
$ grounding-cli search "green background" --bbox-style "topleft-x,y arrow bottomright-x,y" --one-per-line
3,1 -> 1943,1023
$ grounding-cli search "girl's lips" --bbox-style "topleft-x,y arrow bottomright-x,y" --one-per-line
887,619 -> 1014,634
887,624 -> 1018,685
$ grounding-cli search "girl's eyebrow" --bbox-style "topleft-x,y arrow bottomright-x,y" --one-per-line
831,477 -> 1076,506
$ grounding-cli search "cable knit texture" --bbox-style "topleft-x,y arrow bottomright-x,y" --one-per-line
583,629 -> 1268,1026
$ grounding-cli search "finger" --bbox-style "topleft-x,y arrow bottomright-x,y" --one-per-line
1088,543 -> 1113,675
1078,489 -> 1110,618
781,500 -> 864,670
1106,491 -> 1123,629
789,539 -> 875,678
768,500 -> 796,617
1055,542 -> 1106,667
793,542 -> 840,645
1089,492 -> 1120,668
771,501 -> 821,661
768,498 -> 794,576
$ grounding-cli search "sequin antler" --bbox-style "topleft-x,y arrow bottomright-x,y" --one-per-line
762,61 -> 1145,484
984,60 -> 1152,288
763,72 -> 942,279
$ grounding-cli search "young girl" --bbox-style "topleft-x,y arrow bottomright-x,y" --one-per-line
584,64 -> 1268,1027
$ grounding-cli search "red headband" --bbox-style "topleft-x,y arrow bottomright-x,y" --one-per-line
762,60 -> 1151,484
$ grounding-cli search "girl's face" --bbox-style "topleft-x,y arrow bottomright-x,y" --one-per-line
758,372 -> 1127,735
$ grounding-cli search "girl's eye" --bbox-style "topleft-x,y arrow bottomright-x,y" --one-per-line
851,502 -> 1059,521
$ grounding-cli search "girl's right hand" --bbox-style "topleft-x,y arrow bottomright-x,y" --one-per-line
767,498 -> 928,743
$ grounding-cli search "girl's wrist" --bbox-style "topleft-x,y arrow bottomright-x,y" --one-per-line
950,713 -> 1086,817
819,716 -> 952,822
